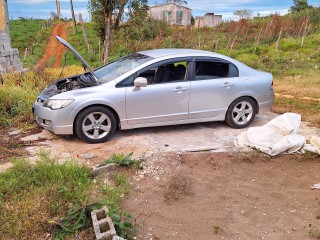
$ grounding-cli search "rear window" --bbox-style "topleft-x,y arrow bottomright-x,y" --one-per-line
195,61 -> 239,80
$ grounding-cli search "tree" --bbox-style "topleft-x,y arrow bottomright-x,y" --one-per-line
114,0 -> 128,32
128,0 -> 149,23
233,9 -> 253,19
290,0 -> 312,12
88,0 -> 148,63
88,0 -> 116,63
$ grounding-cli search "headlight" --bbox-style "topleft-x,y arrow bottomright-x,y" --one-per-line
43,99 -> 74,110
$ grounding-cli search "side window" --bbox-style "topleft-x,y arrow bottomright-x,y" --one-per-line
138,61 -> 188,84
163,11 -> 172,20
176,11 -> 183,24
194,61 -> 238,80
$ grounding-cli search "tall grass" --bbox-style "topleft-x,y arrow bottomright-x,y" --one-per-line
0,66 -> 83,128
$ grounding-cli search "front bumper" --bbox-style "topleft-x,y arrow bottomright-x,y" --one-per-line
33,100 -> 75,135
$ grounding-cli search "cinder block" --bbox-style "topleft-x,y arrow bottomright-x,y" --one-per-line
91,206 -> 117,240
0,50 -> 10,57
3,44 -> 11,50
92,163 -> 117,177
12,49 -> 19,54
0,39 -> 11,45
112,236 -> 125,240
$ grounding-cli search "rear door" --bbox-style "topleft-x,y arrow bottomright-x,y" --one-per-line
189,58 -> 243,120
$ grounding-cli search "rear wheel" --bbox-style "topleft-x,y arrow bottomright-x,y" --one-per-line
75,106 -> 116,143
225,97 -> 257,128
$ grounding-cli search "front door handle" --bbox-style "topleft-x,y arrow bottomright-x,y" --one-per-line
173,87 -> 188,92
222,82 -> 235,88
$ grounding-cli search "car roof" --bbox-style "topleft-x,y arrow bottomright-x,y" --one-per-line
138,48 -> 218,58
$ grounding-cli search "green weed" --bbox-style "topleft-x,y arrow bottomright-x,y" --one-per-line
98,152 -> 143,168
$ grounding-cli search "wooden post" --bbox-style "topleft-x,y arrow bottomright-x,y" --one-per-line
24,48 -> 28,59
275,28 -> 282,51
79,13 -> 90,53
254,28 -> 263,52
301,19 -> 309,48
228,35 -> 238,56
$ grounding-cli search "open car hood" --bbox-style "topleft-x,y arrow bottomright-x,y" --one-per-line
56,35 -> 98,82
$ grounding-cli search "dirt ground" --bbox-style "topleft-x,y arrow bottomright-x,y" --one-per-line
35,22 -> 68,68
125,151 -> 320,240
2,112 -> 320,239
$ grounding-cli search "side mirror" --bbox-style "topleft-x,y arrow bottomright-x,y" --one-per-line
133,77 -> 148,87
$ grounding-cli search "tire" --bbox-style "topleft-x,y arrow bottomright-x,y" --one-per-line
75,106 -> 116,143
225,97 -> 257,129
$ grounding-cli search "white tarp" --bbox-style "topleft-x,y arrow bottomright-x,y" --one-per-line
310,136 -> 320,154
234,113 -> 306,156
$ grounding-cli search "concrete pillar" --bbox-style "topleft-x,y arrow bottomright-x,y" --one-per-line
0,0 -> 10,36
0,0 -> 24,73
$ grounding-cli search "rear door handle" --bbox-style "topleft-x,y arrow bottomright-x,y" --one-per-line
173,87 -> 188,92
222,82 -> 235,88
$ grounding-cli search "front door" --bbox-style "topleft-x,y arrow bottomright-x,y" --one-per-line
125,60 -> 191,125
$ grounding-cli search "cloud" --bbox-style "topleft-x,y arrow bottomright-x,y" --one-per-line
12,0 -> 88,4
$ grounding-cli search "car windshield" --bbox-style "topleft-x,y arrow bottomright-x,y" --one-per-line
94,53 -> 154,83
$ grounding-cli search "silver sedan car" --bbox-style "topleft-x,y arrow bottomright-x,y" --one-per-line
33,36 -> 274,143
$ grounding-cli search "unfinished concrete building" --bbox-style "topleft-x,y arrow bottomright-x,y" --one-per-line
195,13 -> 222,28
148,3 -> 191,26
0,0 -> 23,74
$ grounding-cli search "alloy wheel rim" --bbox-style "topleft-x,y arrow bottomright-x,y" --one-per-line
82,112 -> 111,140
232,101 -> 253,125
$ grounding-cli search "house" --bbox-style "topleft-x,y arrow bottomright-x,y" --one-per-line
148,3 -> 191,26
195,13 -> 222,28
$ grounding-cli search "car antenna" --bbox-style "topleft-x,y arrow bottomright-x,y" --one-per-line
59,53 -> 67,79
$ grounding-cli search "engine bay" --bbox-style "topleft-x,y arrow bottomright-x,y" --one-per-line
41,73 -> 98,99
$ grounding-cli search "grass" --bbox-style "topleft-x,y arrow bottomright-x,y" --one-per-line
10,18 -> 53,68
0,152 -> 135,239
10,18 -> 45,52
273,96 -> 320,127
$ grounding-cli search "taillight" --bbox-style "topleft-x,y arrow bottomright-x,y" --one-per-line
270,81 -> 274,90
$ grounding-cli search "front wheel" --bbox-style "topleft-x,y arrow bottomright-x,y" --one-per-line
225,97 -> 257,129
75,106 -> 116,143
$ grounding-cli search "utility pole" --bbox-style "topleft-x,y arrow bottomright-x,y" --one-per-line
56,0 -> 61,20
70,0 -> 77,34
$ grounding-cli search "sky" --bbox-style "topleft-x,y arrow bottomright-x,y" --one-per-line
7,0 -> 320,21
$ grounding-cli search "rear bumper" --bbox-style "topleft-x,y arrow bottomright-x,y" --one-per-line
258,100 -> 274,114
